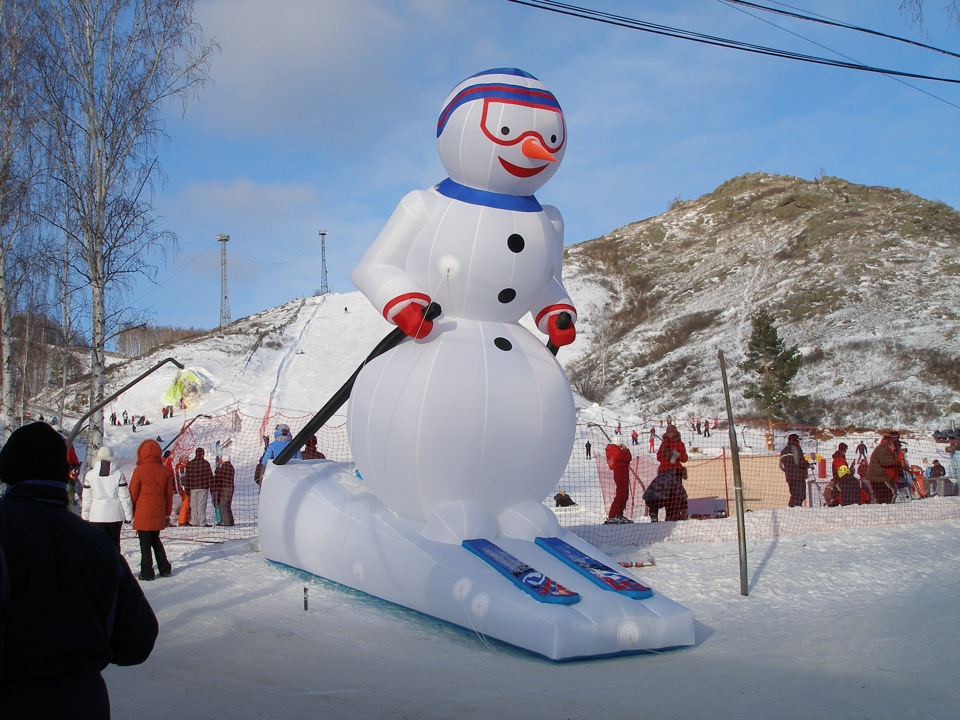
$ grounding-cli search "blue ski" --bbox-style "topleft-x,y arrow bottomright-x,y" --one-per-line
462,538 -> 580,605
534,536 -> 653,599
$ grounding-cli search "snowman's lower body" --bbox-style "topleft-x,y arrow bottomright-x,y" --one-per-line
347,318 -> 575,535
258,459 -> 697,660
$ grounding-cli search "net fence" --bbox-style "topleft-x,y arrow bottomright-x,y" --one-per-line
112,411 -> 958,546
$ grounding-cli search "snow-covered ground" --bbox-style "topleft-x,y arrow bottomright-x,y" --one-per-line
105,517 -> 959,720
48,291 -> 954,718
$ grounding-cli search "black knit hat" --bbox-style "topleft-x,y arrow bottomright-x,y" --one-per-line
0,422 -> 70,485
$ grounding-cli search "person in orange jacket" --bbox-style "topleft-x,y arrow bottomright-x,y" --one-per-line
129,439 -> 174,581
604,442 -> 634,524
174,455 -> 190,525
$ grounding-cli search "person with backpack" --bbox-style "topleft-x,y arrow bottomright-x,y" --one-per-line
780,433 -> 808,507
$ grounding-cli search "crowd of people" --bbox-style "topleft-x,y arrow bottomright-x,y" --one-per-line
780,430 -> 960,508
602,423 -> 693,524
578,419 -> 959,521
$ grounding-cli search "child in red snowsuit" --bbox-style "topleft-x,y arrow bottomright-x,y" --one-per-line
604,443 -> 633,524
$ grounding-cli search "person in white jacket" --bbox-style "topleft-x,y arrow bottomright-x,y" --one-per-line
82,446 -> 134,552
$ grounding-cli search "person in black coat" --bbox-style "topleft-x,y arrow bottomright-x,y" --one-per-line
0,423 -> 158,719
780,433 -> 809,507
643,467 -> 689,522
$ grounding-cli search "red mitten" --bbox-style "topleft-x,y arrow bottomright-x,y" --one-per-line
393,302 -> 433,339
547,313 -> 576,347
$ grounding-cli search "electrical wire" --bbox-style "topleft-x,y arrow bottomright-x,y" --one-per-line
504,0 -> 960,84
716,0 -> 960,110
726,0 -> 960,60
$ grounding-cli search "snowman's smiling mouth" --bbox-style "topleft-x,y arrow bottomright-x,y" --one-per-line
499,157 -> 548,178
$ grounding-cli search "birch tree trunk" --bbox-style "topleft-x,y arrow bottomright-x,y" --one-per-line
32,0 -> 215,449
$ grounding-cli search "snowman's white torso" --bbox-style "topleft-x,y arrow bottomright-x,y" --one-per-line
348,187 -> 576,522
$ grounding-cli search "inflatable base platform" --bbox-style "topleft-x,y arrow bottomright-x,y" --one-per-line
258,460 -> 696,661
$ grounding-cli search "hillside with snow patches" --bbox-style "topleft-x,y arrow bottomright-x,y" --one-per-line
37,172 -> 959,437
562,172 -> 959,429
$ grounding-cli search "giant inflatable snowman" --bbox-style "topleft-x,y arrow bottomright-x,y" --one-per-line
347,67 -> 578,540
258,69 -> 695,660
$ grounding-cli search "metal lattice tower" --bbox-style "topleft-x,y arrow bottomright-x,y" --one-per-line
319,230 -> 330,295
217,234 -> 231,328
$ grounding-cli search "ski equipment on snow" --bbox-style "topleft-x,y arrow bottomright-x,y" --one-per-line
462,538 -> 580,605
534,536 -> 653,599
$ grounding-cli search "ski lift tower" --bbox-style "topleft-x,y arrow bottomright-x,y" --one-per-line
319,229 -> 330,295
217,234 -> 231,329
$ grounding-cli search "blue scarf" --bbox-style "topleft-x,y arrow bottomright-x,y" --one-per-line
435,178 -> 542,213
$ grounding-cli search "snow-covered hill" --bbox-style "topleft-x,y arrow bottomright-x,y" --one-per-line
562,172 -> 959,429
34,173 -> 959,441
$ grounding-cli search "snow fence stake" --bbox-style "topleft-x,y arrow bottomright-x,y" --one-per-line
717,349 -> 749,596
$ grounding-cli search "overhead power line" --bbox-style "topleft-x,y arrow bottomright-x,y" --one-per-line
726,0 -> 960,61
504,0 -> 960,84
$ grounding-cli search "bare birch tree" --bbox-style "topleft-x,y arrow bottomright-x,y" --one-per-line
900,0 -> 960,29
0,0 -> 45,441
32,0 -> 216,449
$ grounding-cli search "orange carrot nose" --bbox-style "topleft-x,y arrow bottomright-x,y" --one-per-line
521,137 -> 557,163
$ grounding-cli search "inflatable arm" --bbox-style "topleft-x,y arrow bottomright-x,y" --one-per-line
351,190 -> 433,317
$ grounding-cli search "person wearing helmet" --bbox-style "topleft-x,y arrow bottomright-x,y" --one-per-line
830,442 -> 858,506
261,424 -> 300,469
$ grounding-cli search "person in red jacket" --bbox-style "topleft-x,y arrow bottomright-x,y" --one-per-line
604,442 -> 633,524
657,424 -> 688,473
129,439 -> 174,581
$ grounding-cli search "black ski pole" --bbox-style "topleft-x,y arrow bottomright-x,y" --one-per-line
273,302 -> 442,466
546,311 -> 572,356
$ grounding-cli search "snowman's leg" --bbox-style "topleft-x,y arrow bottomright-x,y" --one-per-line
421,500 -> 498,544
498,499 -> 562,541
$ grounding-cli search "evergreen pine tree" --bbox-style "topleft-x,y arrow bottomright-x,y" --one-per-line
739,307 -> 802,424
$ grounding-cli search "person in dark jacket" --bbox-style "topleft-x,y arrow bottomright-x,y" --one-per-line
865,431 -> 905,504
300,435 -> 326,460
643,467 -> 688,521
926,458 -> 946,496
213,456 -> 236,526
780,433 -> 808,507
183,447 -> 214,527
0,423 -> 158,719
129,439 -> 174,580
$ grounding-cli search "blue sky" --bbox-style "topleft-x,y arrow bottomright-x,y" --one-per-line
136,0 -> 960,330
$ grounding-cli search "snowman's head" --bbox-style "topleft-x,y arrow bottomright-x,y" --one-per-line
437,68 -> 565,196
